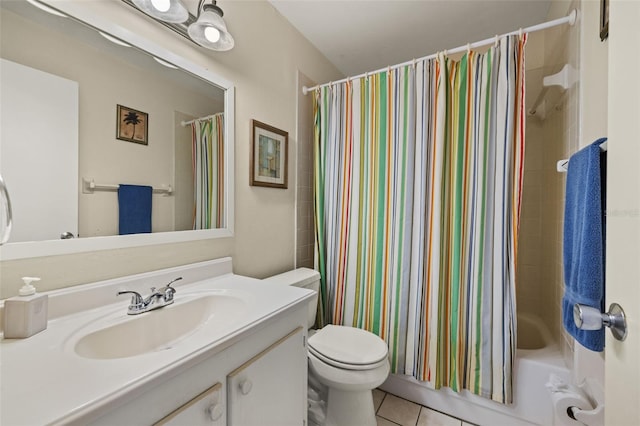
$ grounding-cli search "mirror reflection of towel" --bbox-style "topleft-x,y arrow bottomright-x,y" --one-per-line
118,184 -> 152,235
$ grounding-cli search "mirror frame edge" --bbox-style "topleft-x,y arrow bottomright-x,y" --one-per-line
0,0 -> 235,261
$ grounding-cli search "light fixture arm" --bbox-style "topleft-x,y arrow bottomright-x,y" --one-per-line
196,0 -> 206,14
196,0 -> 223,17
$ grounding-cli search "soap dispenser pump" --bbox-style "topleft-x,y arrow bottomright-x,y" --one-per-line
3,277 -> 48,339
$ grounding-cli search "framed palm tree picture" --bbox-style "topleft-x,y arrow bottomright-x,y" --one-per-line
116,104 -> 148,145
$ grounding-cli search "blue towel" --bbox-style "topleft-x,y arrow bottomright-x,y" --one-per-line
562,138 -> 607,352
118,184 -> 152,235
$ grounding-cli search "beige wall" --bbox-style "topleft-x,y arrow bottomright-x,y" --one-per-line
0,0 -> 342,298
580,0 -> 608,146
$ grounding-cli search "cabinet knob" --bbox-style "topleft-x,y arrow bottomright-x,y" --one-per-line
239,379 -> 253,395
207,403 -> 223,421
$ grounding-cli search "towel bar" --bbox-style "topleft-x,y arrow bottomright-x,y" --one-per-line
557,141 -> 608,173
82,178 -> 173,195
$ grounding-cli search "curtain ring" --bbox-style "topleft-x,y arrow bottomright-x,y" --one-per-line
467,43 -> 471,54
519,28 -> 523,38
412,58 -> 416,69
494,35 -> 499,47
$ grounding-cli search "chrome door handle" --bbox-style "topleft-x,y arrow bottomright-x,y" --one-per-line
573,302 -> 627,341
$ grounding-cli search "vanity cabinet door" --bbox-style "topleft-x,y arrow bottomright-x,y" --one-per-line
227,327 -> 305,426
154,382 -> 224,426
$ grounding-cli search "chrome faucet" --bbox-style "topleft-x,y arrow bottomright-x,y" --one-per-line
117,277 -> 182,315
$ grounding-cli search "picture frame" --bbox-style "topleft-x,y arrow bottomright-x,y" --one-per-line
116,104 -> 148,145
600,0 -> 609,41
250,119 -> 288,189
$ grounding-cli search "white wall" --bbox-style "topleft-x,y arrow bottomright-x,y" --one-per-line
0,0 -> 342,298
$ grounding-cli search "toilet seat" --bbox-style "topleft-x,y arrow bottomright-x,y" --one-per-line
308,325 -> 388,371
308,351 -> 390,391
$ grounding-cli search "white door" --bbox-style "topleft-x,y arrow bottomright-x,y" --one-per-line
605,1 -> 640,425
0,58 -> 78,242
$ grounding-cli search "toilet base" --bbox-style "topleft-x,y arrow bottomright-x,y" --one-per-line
325,388 -> 376,426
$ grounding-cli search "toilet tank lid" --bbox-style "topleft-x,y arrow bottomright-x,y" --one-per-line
262,268 -> 320,287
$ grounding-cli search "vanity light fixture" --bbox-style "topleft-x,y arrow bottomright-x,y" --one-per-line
187,0 -> 234,51
131,0 -> 189,24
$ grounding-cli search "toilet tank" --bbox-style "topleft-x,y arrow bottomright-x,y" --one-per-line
262,268 -> 320,328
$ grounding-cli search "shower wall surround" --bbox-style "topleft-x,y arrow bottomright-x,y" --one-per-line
518,0 -> 581,364
295,71 -> 315,269
522,0 -> 607,394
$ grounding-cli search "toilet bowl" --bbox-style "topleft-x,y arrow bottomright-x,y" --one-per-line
263,269 -> 390,426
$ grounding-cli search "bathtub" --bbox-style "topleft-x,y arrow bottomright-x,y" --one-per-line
380,313 -> 570,426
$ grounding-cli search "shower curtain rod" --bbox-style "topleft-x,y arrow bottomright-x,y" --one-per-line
180,112 -> 223,127
302,9 -> 577,95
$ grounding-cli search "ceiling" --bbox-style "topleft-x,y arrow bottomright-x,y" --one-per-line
269,0 -> 553,77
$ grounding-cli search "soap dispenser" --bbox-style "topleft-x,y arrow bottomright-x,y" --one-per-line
3,277 -> 48,339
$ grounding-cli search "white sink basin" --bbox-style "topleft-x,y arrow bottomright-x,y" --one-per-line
73,293 -> 247,359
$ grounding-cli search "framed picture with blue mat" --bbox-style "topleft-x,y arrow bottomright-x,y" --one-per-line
250,119 -> 288,189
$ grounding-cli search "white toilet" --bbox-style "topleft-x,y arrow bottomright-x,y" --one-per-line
263,268 -> 390,426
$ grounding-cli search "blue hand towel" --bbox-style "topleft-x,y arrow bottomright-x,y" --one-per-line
118,184 -> 152,235
562,138 -> 607,352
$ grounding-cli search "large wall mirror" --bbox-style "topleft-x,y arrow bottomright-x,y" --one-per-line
0,0 -> 235,260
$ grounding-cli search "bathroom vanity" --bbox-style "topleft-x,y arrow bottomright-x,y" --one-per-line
0,258 -> 313,425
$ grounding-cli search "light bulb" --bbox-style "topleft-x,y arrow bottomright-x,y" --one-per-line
204,26 -> 221,43
150,0 -> 170,12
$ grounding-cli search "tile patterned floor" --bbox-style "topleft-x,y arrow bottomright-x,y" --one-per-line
373,389 -> 475,426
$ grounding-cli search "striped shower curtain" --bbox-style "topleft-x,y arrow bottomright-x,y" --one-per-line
313,35 -> 526,403
190,114 -> 225,229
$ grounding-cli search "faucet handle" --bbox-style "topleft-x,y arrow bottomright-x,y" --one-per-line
165,277 -> 183,290
162,277 -> 182,298
117,290 -> 144,306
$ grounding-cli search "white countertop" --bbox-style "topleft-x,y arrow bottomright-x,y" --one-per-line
0,259 -> 313,425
